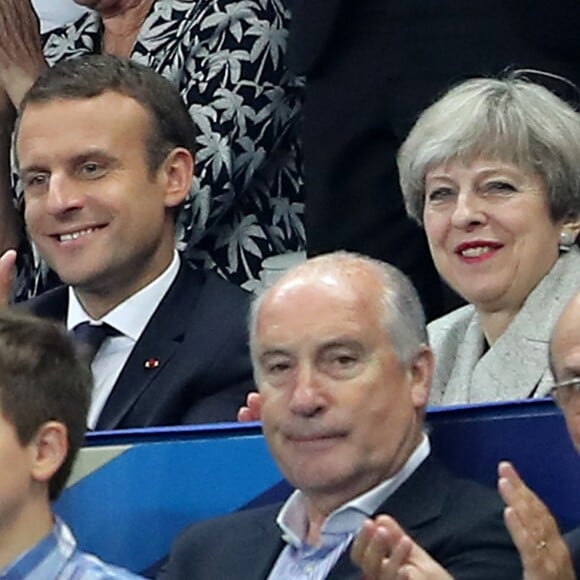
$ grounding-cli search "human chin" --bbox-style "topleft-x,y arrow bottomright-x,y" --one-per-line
457,281 -> 510,310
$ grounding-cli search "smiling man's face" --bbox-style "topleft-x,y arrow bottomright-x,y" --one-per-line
17,91 -> 181,310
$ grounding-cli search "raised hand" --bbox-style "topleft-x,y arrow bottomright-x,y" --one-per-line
351,515 -> 452,580
498,461 -> 575,580
0,249 -> 16,305
237,391 -> 262,422
0,0 -> 46,106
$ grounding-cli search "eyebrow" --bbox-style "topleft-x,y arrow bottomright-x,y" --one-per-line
259,338 -> 363,357
70,150 -> 119,167
20,149 -> 119,175
321,336 -> 364,349
259,349 -> 292,359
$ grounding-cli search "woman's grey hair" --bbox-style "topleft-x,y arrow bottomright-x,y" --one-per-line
397,75 -> 580,224
249,251 -> 429,372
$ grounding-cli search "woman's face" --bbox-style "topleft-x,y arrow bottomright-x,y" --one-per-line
423,158 -> 563,315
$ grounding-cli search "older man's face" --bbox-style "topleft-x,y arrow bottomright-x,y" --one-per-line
551,296 -> 580,452
254,268 -> 431,509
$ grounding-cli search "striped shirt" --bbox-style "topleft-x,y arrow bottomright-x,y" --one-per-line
267,436 -> 430,580
0,517 -> 143,580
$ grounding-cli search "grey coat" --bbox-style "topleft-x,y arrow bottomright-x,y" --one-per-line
428,248 -> 580,405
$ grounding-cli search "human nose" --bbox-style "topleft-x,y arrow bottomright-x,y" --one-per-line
450,189 -> 486,229
45,173 -> 84,215
289,364 -> 325,417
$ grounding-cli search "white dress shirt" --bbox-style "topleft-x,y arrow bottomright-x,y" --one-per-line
67,253 -> 180,429
267,436 -> 430,580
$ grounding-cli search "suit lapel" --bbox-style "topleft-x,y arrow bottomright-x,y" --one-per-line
375,455 -> 447,535
440,314 -> 485,405
227,504 -> 286,579
251,517 -> 286,579
96,263 -> 203,429
327,456 -> 448,580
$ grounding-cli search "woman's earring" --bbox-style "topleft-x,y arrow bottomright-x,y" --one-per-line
559,229 -> 576,252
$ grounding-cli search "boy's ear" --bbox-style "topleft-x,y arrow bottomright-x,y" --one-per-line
30,421 -> 68,485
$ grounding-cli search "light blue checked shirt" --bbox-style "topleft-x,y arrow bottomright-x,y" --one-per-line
0,517 -> 143,580
267,436 -> 430,580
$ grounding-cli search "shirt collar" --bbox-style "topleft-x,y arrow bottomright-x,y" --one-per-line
276,435 -> 430,548
0,517 -> 75,579
66,252 -> 180,341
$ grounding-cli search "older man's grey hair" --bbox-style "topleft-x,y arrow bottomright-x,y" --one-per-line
397,75 -> 580,224
249,252 -> 428,372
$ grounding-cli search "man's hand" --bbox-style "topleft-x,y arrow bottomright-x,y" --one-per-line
351,515 -> 453,580
0,249 -> 16,306
0,0 -> 46,106
498,461 -> 575,580
237,391 -> 262,422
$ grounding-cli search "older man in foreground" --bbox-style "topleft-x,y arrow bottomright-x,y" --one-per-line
162,251 -> 520,579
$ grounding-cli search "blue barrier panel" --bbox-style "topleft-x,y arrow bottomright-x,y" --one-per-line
428,399 -> 579,532
54,399 -> 579,576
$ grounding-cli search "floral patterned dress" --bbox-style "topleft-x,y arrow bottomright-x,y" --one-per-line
16,0 -> 304,298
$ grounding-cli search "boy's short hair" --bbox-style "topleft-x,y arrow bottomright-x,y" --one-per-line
0,308 -> 91,500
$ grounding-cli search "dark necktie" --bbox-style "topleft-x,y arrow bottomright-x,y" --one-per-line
72,322 -> 119,363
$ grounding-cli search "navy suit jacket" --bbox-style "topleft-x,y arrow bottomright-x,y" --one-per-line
161,455 -> 522,579
26,260 -> 254,429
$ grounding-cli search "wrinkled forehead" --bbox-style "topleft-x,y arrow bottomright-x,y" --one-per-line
255,269 -> 386,348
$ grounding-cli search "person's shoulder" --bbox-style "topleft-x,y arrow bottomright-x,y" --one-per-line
65,550 -> 144,579
428,304 -> 475,333
181,261 -> 251,305
18,285 -> 68,319
416,455 -> 504,515
443,470 -> 504,514
560,245 -> 580,276
172,502 -> 281,548
162,503 -> 282,579
436,470 -> 522,578
427,304 -> 476,350
185,502 -> 280,531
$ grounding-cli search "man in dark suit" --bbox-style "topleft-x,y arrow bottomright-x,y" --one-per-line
355,291 -> 580,580
288,0 -> 580,321
11,55 -> 254,429
161,252 -> 521,579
